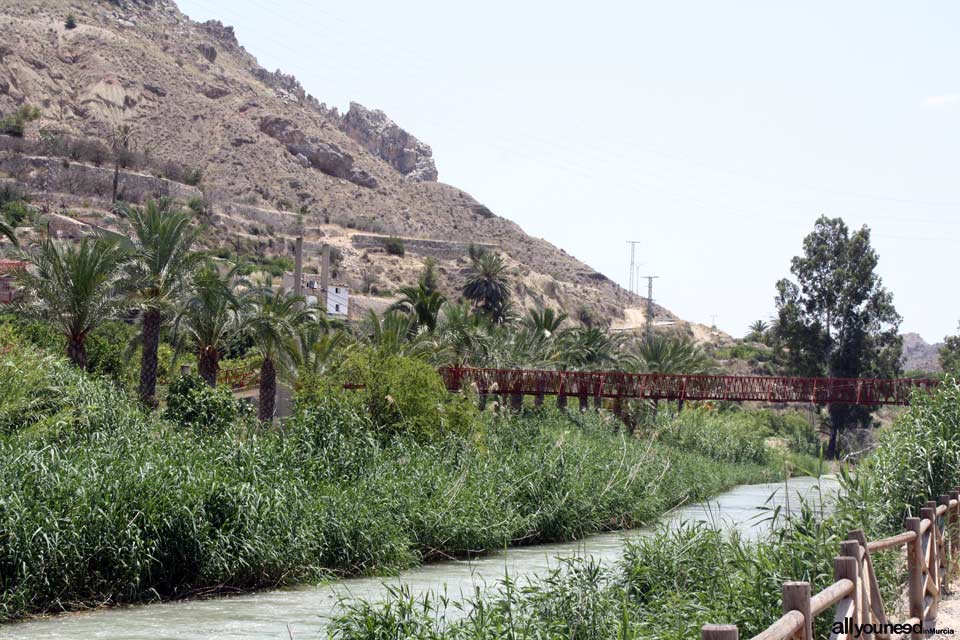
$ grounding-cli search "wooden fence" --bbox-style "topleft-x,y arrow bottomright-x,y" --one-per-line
702,489 -> 960,640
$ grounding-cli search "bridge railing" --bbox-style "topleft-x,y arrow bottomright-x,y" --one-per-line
702,488 -> 960,640
438,366 -> 938,406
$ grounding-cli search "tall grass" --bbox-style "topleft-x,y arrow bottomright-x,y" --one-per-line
0,336 -> 786,621
328,380 -> 960,640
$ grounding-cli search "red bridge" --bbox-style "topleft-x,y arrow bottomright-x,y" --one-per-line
436,366 -> 938,406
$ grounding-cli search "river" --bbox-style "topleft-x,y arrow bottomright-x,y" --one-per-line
1,475 -> 838,640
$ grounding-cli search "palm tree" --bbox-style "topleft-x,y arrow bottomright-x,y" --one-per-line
0,219 -> 16,246
171,261 -> 242,387
363,309 -> 442,361
524,307 -> 568,338
297,318 -> 351,380
632,335 -> 715,375
748,319 -> 769,342
124,201 -> 199,406
462,252 -> 511,322
390,282 -> 445,332
560,327 -> 626,370
436,300 -> 491,365
16,237 -> 127,367
244,287 -> 314,422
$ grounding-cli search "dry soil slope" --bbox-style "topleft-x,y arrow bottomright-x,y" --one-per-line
0,0 -> 680,326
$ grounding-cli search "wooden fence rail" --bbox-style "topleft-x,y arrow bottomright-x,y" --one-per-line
703,488 -> 960,640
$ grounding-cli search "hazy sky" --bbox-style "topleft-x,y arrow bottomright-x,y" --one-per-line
178,0 -> 959,342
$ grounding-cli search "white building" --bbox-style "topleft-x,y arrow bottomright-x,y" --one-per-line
283,272 -> 349,318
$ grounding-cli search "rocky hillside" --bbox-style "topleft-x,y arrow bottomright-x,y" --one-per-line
0,0 -> 682,327
901,333 -> 942,374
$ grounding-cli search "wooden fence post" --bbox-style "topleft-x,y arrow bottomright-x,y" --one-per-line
940,494 -> 952,589
782,581 -> 812,640
849,529 -> 890,630
835,555 -> 859,632
905,516 -> 924,639
921,505 -> 940,621
840,540 -> 864,629
951,489 -> 960,580
701,624 -> 738,640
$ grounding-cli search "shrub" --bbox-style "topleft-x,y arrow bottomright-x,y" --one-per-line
652,407 -> 770,465
383,236 -> 405,257
334,348 -> 448,438
163,373 -> 242,433
64,14 -> 77,29
187,196 -> 207,217
0,105 -> 41,137
2,200 -> 32,227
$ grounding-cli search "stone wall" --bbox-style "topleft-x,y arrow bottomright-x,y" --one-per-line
0,154 -> 202,203
213,203 -> 311,236
351,234 -> 497,260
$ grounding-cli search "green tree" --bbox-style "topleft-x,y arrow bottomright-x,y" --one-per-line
111,125 -> 133,203
0,105 -> 41,137
125,201 -> 199,406
16,237 -> 127,368
939,326 -> 960,373
64,14 -> 77,29
774,216 -> 902,457
748,319 -> 768,342
363,309 -> 440,361
390,282 -> 445,332
171,262 -> 242,387
632,335 -> 715,374
463,252 -> 511,323
524,307 -> 568,337
560,327 -> 625,370
243,287 -> 313,422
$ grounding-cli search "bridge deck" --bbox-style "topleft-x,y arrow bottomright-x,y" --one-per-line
437,366 -> 938,406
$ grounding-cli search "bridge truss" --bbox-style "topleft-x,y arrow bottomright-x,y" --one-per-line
436,367 -> 938,406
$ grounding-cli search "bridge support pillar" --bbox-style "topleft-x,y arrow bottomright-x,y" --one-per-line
612,397 -> 623,418
510,392 -> 523,412
593,395 -> 602,410
478,393 -> 488,410
557,394 -> 567,411
579,394 -> 589,412
535,393 -> 544,408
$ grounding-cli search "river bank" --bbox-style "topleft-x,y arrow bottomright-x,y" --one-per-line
1,477 -> 838,639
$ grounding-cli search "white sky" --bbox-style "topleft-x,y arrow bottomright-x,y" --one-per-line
178,0 -> 960,342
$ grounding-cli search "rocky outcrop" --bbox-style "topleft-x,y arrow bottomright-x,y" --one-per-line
259,117 -> 377,188
340,103 -> 438,181
901,333 -> 942,373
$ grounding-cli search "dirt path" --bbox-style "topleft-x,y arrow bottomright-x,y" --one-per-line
929,593 -> 960,636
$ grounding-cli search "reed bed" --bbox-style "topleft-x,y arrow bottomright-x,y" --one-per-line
328,379 -> 960,639
0,337 -> 784,622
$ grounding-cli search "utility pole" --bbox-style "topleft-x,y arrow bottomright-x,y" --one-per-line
626,241 -> 642,295
710,314 -> 719,329
293,236 -> 303,297
639,275 -> 659,340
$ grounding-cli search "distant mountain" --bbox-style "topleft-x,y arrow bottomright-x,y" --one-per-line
0,0 -> 687,329
901,333 -> 942,374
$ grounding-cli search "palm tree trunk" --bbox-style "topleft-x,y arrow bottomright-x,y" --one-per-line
112,160 -> 120,202
139,309 -> 162,407
66,336 -> 87,369
197,347 -> 219,387
258,356 -> 276,423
